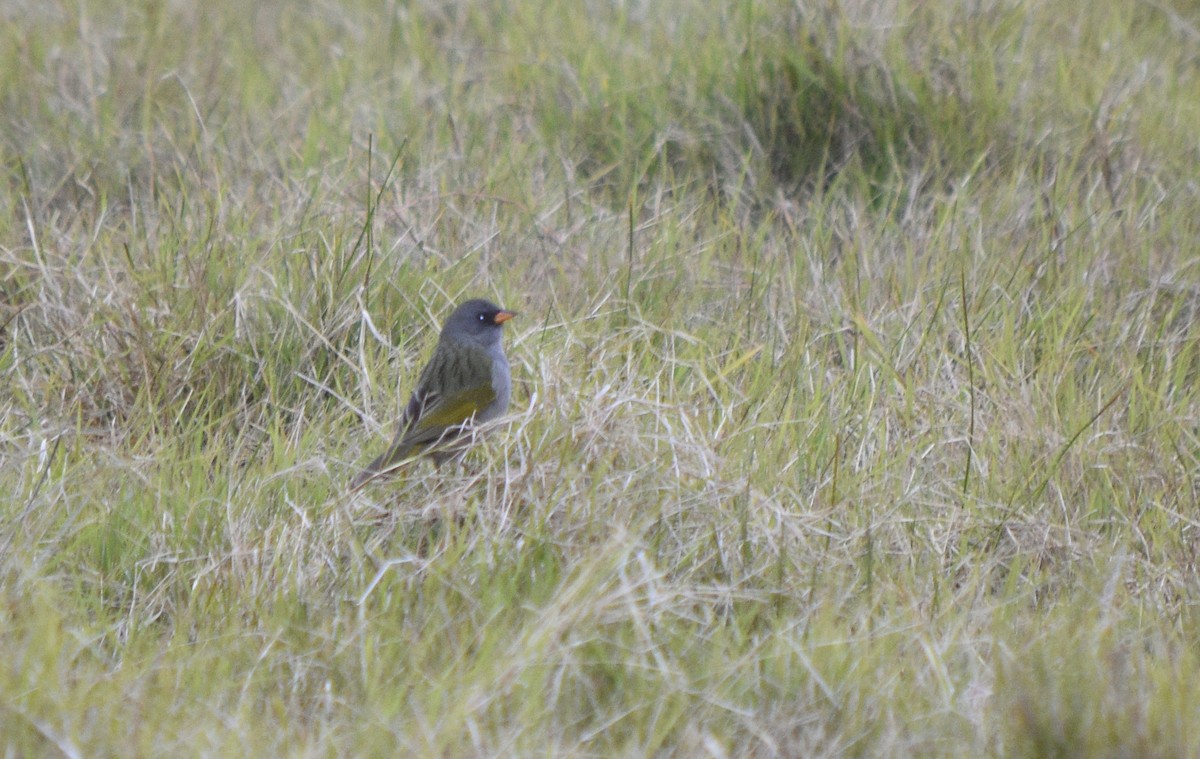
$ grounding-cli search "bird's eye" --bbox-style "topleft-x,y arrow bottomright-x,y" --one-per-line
478,313 -> 487,322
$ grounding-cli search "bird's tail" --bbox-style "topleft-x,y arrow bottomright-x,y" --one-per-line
349,441 -> 413,492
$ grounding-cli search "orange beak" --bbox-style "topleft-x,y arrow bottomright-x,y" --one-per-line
493,310 -> 517,325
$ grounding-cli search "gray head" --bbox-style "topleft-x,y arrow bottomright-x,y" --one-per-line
440,298 -> 517,349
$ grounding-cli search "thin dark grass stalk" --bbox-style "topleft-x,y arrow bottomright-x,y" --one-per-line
352,136 -> 407,308
625,199 -> 635,313
1001,383 -> 1129,528
960,267 -> 975,499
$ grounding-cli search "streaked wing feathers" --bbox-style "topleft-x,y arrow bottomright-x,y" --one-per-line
398,382 -> 497,449
350,340 -> 499,490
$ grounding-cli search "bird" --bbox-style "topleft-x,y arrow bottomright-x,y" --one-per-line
350,298 -> 516,491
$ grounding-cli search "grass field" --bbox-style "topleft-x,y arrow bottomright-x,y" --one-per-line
3,0 -> 1200,755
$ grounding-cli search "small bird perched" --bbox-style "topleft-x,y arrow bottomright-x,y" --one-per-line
350,298 -> 516,491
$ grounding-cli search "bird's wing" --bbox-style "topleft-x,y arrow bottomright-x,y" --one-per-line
374,343 -> 496,456
398,342 -> 498,443
397,381 -> 498,450
350,344 -> 497,490
349,382 -> 497,490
